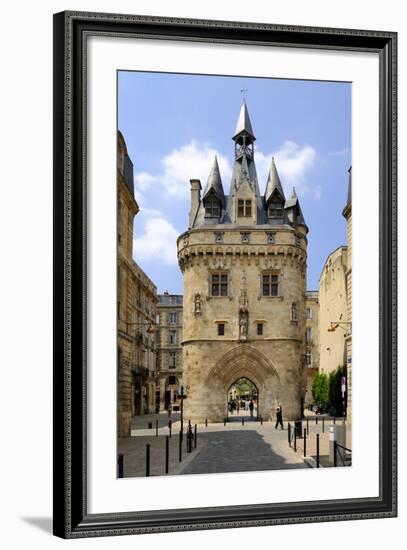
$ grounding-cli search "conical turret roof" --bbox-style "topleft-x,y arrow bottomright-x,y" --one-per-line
202,156 -> 225,206
265,158 -> 285,203
233,98 -> 255,140
285,187 -> 306,226
284,187 -> 298,208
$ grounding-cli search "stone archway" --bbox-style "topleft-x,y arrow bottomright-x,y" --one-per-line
186,343 -> 281,422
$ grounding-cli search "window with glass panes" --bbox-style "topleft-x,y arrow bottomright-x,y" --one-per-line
211,273 -> 228,297
169,312 -> 177,324
168,352 -> 176,368
204,194 -> 220,217
237,199 -> 252,217
306,350 -> 312,367
262,273 -> 279,296
169,331 -> 177,344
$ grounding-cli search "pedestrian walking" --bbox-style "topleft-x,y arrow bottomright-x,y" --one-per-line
249,400 -> 254,418
275,403 -> 284,430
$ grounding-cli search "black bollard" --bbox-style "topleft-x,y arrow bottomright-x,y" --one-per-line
294,427 -> 297,452
146,444 -> 151,477
205,418 -> 208,427
118,454 -> 124,478
316,433 -> 320,468
288,423 -> 291,446
303,428 -> 307,457
179,430 -> 182,462
242,417 -> 245,426
165,436 -> 169,474
156,419 -> 159,437
194,424 -> 197,448
334,441 -> 338,467
168,420 -> 172,438
260,416 -> 263,425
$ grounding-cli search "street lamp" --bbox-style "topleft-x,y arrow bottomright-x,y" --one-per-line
327,321 -> 352,333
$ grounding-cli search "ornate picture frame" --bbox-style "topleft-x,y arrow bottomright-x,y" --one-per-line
53,11 -> 397,538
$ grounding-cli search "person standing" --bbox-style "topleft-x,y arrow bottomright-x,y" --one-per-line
249,400 -> 254,418
275,403 -> 284,430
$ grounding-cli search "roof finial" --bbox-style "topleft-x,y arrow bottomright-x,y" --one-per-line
240,88 -> 248,99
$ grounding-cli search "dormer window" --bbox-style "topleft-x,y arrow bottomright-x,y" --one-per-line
204,193 -> 220,218
238,199 -> 252,217
268,196 -> 283,218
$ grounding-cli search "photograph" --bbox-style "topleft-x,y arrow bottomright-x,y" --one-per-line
116,71 -> 352,477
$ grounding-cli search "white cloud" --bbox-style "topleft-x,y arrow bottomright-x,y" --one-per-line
133,141 -> 232,198
255,141 -> 318,197
133,217 -> 179,265
133,139 -> 318,201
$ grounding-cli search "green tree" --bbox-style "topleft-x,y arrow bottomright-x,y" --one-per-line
311,373 -> 329,411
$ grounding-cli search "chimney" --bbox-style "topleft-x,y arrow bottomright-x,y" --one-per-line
189,179 -> 202,228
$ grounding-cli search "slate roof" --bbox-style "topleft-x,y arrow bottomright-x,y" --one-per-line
233,98 -> 255,139
191,100 -> 307,230
264,157 -> 286,204
202,156 -> 226,207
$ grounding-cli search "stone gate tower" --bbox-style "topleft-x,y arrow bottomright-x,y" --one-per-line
177,100 -> 308,422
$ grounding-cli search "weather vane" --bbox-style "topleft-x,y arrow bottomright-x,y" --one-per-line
240,88 -> 248,98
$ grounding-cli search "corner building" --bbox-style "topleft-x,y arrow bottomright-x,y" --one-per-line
177,100 -> 309,422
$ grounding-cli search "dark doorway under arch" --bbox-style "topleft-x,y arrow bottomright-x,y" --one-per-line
227,377 -> 258,421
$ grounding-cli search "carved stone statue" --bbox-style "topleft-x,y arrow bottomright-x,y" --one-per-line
291,302 -> 298,321
194,292 -> 202,315
239,311 -> 248,340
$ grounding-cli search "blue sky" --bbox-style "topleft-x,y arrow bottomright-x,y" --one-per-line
118,71 -> 351,294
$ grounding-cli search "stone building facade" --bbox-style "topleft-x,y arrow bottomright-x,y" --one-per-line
117,131 -> 158,437
342,167 -> 352,419
305,290 -> 319,405
177,100 -> 309,422
318,246 -> 348,375
156,293 -> 184,412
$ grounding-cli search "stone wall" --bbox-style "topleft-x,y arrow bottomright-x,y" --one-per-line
178,226 -> 307,422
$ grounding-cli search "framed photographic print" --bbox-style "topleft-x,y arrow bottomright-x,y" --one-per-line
53,11 -> 397,538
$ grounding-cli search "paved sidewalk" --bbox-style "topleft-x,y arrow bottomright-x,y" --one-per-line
285,418 -> 352,467
120,419 -> 308,478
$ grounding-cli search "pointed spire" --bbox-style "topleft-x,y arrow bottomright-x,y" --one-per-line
233,98 -> 255,140
265,157 -> 285,204
202,155 -> 225,206
284,186 -> 306,226
285,187 -> 299,209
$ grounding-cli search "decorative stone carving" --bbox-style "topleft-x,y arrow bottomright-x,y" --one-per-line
194,292 -> 202,315
239,270 -> 249,312
239,310 -> 248,340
